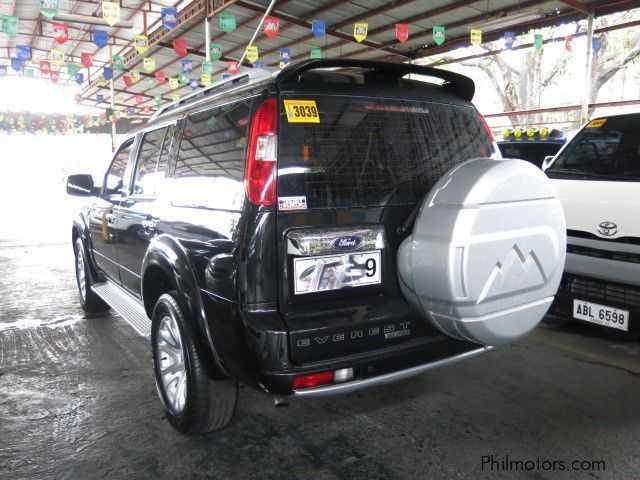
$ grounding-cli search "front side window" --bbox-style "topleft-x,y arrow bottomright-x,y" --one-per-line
132,125 -> 174,195
104,140 -> 132,195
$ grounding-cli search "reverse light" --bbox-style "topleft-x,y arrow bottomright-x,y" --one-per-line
245,98 -> 278,205
293,371 -> 334,389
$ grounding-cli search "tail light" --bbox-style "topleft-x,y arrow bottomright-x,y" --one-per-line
293,371 -> 334,389
478,112 -> 495,142
245,98 -> 278,206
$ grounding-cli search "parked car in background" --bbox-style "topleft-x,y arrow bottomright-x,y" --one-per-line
65,60 -> 566,435
545,113 -> 640,333
498,127 -> 566,168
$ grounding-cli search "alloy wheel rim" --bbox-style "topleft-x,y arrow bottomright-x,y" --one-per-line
76,246 -> 86,301
156,315 -> 187,413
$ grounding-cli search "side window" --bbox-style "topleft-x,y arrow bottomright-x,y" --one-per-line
132,125 -> 174,196
104,141 -> 132,195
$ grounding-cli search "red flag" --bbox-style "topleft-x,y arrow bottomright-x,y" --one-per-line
52,23 -> 69,44
396,24 -> 408,43
155,70 -> 166,84
227,60 -> 238,75
565,34 -> 574,52
50,70 -> 60,84
81,53 -> 93,68
135,94 -> 143,104
263,16 -> 279,38
173,38 -> 187,57
123,75 -> 133,87
40,60 -> 51,75
142,105 -> 151,114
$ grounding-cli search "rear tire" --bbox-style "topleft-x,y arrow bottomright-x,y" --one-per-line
151,292 -> 237,435
74,238 -> 109,314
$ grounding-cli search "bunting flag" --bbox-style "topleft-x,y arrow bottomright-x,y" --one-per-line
201,73 -> 211,87
504,31 -> 515,49
280,48 -> 291,67
142,105 -> 151,114
227,60 -> 238,75
102,2 -> 120,27
433,26 -> 445,46
1,15 -> 18,36
162,8 -> 178,30
92,29 -> 109,48
116,93 -> 124,102
470,29 -> 482,46
50,49 -> 65,66
16,45 -> 31,61
96,94 -> 104,103
39,0 -> 58,19
202,60 -> 213,75
10,58 -> 22,73
312,20 -> 325,37
171,94 -> 180,102
252,61 -> 263,68
169,77 -> 179,89
145,77 -> 155,87
0,66 -> 6,77
81,53 -> 93,68
143,57 -> 156,73
52,23 -> 69,44
210,43 -> 223,61
178,72 -> 189,85
565,34 -> 574,52
245,46 -> 258,64
173,38 -> 187,57
534,33 -> 543,51
154,94 -> 162,108
182,59 -> 194,73
103,66 -> 113,80
25,68 -> 35,78
50,70 -> 60,84
354,23 -> 368,43
263,16 -> 279,38
222,74 -> 231,80
396,23 -> 409,43
67,63 -> 79,76
40,60 -> 51,75
134,35 -> 149,54
75,73 -> 84,85
189,78 -> 199,91
135,95 -> 143,104
98,76 -> 108,87
592,36 -> 602,53
219,13 -> 236,32
126,107 -> 134,117
123,75 -> 133,87
310,49 -> 322,59
112,55 -> 124,70
155,70 -> 166,84
130,69 -> 140,83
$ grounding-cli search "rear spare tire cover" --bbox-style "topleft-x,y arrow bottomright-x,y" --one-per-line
397,158 -> 566,346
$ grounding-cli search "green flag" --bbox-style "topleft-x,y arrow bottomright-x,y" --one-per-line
310,49 -> 322,59
433,26 -> 445,46
67,63 -> 79,76
39,0 -> 58,19
112,55 -> 124,70
2,15 -> 19,36
202,60 -> 214,75
219,13 -> 236,32
534,33 -> 544,51
210,43 -> 223,61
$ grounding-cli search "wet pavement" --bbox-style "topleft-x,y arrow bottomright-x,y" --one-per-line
1,233 -> 639,479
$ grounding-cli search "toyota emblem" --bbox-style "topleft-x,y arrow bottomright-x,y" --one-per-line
597,221 -> 618,237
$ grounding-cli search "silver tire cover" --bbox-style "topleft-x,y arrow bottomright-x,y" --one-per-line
397,158 -> 566,346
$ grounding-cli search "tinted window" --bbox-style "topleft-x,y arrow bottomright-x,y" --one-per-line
104,140 -> 132,195
278,95 -> 493,209
547,115 -> 640,180
133,125 -> 174,195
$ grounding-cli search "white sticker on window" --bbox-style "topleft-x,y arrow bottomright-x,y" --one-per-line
278,196 -> 307,211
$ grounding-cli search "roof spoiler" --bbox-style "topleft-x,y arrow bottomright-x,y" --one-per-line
275,59 -> 475,102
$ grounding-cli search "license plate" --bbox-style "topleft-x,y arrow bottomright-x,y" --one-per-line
294,251 -> 381,295
572,299 -> 629,331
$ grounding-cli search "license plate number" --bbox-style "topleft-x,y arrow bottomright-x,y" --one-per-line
294,251 -> 381,295
572,299 -> 629,331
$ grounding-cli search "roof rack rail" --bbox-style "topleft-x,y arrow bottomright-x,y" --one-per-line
275,59 -> 475,101
150,68 -> 275,121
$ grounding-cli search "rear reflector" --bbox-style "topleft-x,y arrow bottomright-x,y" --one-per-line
293,371 -> 334,389
245,98 -> 278,206
478,112 -> 495,142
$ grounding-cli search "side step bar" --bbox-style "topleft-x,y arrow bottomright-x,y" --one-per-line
92,280 -> 152,338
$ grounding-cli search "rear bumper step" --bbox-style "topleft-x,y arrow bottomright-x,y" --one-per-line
92,280 -> 151,338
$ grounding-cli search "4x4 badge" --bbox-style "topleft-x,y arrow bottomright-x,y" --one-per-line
597,221 -> 617,237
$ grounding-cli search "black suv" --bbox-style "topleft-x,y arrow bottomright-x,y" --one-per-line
66,60 -> 566,435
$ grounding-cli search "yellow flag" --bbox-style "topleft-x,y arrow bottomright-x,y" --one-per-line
143,57 -> 155,73
172,94 -> 180,102
50,49 -> 65,66
102,2 -> 120,27
246,45 -> 258,64
98,76 -> 108,87
134,35 -> 149,54
201,73 -> 211,87
470,29 -> 482,46
354,22 -> 368,43
169,77 -> 179,89
130,69 -> 140,83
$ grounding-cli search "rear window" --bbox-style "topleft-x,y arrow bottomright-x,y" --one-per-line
547,115 -> 640,181
278,95 -> 493,209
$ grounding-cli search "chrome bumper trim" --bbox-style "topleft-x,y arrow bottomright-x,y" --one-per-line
292,346 -> 493,398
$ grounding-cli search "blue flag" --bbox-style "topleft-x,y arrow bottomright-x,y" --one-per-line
128,107 -> 136,116
504,31 -> 515,49
92,29 -> 109,49
182,59 -> 194,73
103,67 -> 113,80
592,36 -> 602,53
189,78 -> 199,90
162,8 -> 178,30
222,73 -> 231,80
0,66 -> 6,77
280,48 -> 291,65
312,20 -> 325,37
75,73 -> 84,85
252,61 -> 263,68
97,94 -> 104,103
16,45 -> 31,61
11,58 -> 22,72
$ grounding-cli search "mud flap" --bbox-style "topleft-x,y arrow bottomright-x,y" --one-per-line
397,158 -> 566,346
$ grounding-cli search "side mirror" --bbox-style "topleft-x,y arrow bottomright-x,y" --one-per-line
541,155 -> 555,171
66,174 -> 95,196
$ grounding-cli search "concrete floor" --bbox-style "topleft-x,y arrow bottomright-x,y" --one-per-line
1,236 -> 639,479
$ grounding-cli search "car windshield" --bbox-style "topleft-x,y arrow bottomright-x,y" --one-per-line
546,115 -> 640,181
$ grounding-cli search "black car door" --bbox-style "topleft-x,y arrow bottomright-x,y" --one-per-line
115,123 -> 176,296
87,139 -> 133,282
